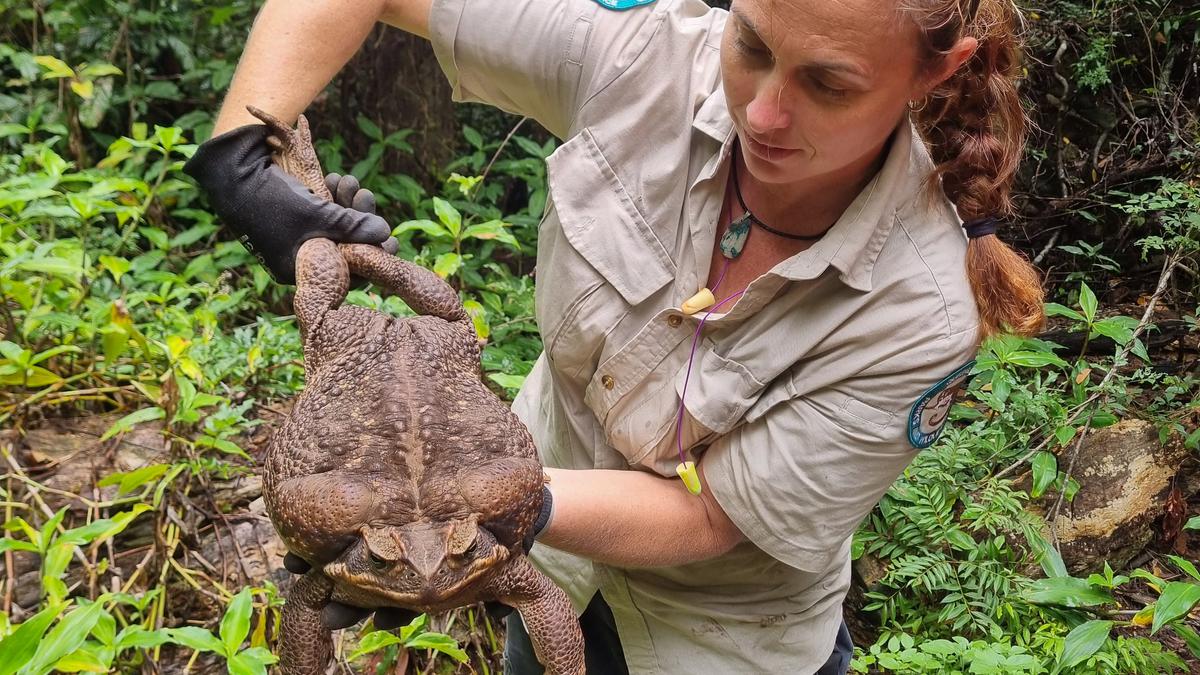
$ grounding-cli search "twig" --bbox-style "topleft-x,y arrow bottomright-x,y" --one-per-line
470,116 -> 529,204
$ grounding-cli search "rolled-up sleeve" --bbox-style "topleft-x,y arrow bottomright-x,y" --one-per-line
429,0 -> 666,138
704,335 -> 976,573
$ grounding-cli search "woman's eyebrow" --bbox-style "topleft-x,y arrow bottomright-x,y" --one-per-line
730,9 -> 762,40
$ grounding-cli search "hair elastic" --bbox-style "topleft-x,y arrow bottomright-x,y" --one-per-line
963,216 -> 998,239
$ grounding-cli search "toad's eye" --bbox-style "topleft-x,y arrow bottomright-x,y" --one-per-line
369,553 -> 388,570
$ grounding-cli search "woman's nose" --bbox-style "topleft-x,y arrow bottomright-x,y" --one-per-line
745,80 -> 791,134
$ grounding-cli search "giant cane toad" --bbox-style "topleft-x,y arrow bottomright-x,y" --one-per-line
249,107 -> 584,675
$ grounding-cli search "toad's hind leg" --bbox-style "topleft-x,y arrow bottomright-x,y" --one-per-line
279,570 -> 334,675
339,243 -> 467,323
490,556 -> 585,675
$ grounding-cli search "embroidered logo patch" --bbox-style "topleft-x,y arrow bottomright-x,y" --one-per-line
908,360 -> 975,449
590,0 -> 657,10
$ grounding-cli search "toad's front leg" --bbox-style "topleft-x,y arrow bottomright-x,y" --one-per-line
279,570 -> 335,675
488,556 -> 585,675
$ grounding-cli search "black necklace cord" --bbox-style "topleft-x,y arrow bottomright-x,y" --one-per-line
731,145 -> 835,242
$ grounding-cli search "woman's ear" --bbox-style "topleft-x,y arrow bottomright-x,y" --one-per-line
911,36 -> 979,101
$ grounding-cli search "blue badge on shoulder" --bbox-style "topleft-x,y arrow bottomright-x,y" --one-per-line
591,0 -> 656,10
907,361 -> 975,449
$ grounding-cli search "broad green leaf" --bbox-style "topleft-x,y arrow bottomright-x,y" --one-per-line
432,197 -> 462,238
356,115 -> 383,141
153,125 -> 183,151
23,602 -> 106,675
0,123 -> 29,138
464,220 -> 520,248
219,588 -> 254,655
1031,451 -> 1058,498
349,631 -> 404,659
1057,620 -> 1111,670
488,373 -> 526,390
393,219 -> 450,239
462,125 -> 483,150
1151,582 -> 1200,633
1186,516 -> 1200,531
30,345 -> 81,366
52,644 -> 112,673
80,63 -> 123,78
96,464 -> 170,495
227,647 -> 277,675
433,252 -> 463,279
165,626 -> 224,654
70,79 -> 94,99
1044,302 -> 1085,322
98,256 -> 132,283
34,55 -> 74,79
1079,282 -> 1097,322
0,366 -> 62,387
0,539 -> 39,554
1004,351 -> 1068,369
1024,576 -> 1115,607
0,603 -> 63,675
405,633 -> 467,662
1168,555 -> 1200,583
100,406 -> 165,441
57,505 -> 151,548
15,257 -> 83,283
1053,425 -> 1077,447
1169,624 -> 1200,659
114,626 -> 172,651
462,299 -> 490,340
1090,318 -> 1134,346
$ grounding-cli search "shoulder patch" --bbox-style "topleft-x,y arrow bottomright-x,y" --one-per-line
907,361 -> 975,449
591,0 -> 657,9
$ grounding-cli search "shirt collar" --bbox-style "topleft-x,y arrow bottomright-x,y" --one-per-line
776,119 -> 927,292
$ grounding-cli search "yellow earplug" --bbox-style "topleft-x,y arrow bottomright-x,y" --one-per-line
676,461 -> 702,495
681,288 -> 715,315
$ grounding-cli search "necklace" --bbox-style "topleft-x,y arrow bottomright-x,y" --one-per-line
718,145 -> 835,259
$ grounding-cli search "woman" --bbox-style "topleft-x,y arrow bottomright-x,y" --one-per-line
185,0 -> 1044,671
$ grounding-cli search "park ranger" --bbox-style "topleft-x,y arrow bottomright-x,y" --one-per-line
183,0 -> 1045,671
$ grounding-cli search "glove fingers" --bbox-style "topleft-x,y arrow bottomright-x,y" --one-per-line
321,202 -> 391,244
335,174 -> 361,208
374,607 -> 420,630
321,602 -> 372,630
324,173 -> 342,199
382,237 -> 399,255
351,188 -> 376,214
283,552 -> 312,574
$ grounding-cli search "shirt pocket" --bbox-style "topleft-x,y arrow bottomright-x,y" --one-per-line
539,128 -> 677,382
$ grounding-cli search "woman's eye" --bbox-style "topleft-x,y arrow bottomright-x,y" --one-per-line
811,78 -> 849,101
735,37 -> 770,60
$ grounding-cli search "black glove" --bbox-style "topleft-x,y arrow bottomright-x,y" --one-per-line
183,124 -> 394,284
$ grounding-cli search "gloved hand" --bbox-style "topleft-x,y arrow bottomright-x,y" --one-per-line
183,123 -> 397,284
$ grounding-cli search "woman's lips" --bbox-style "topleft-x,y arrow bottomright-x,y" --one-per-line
744,135 -> 799,162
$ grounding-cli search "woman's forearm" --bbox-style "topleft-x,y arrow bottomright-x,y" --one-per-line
213,0 -> 432,135
538,465 -> 746,568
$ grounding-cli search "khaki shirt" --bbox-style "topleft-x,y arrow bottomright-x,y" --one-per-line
430,0 -> 980,671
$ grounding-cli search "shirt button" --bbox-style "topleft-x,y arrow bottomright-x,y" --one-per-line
667,315 -> 683,328
602,375 -> 615,390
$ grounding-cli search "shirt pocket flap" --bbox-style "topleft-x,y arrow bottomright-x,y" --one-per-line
546,128 -> 676,306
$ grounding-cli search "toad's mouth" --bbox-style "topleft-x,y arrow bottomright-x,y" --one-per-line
322,543 -> 511,608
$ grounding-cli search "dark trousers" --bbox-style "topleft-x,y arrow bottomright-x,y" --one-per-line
504,593 -> 853,674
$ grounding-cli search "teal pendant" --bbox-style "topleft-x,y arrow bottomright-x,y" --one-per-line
720,213 -> 752,259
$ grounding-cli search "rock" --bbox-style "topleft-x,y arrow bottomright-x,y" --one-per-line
1031,419 -> 1192,574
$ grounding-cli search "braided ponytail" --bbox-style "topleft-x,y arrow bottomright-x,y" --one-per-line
906,0 -> 1045,338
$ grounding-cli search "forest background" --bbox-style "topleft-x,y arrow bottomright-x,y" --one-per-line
0,0 -> 1198,673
